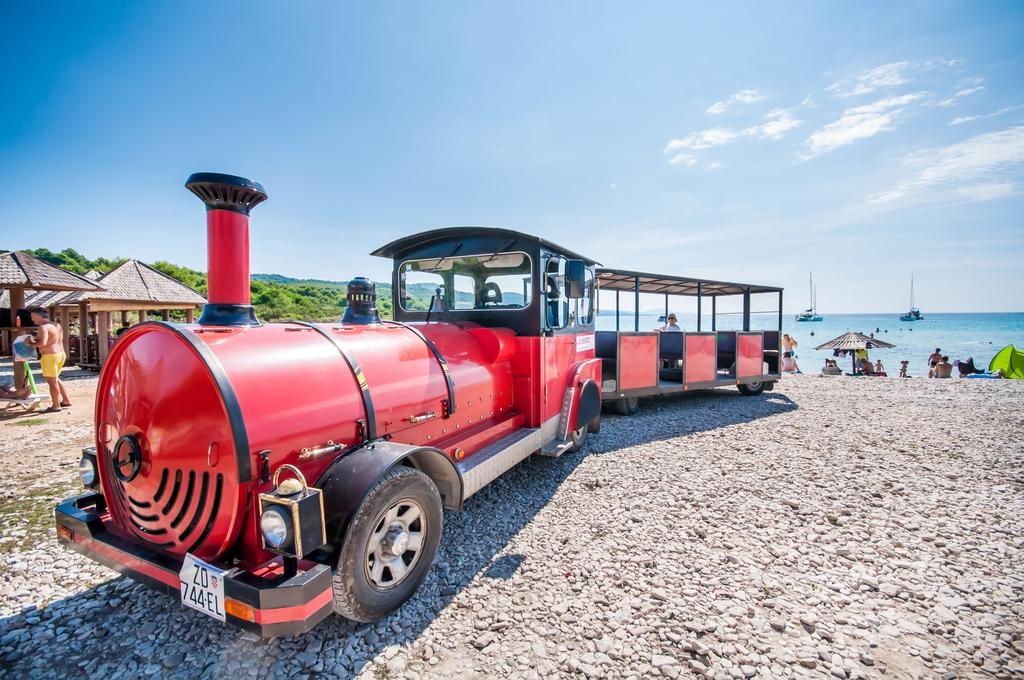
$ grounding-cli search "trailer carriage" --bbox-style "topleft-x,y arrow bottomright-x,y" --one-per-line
55,172 -> 784,637
594,268 -> 784,415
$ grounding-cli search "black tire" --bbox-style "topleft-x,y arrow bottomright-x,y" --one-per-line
738,381 -> 766,396
587,415 -> 601,434
614,396 -> 640,416
568,426 -> 588,453
332,466 -> 442,623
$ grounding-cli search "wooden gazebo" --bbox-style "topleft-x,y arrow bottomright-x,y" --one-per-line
54,260 -> 207,369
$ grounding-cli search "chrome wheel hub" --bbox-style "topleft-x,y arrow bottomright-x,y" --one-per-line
365,498 -> 426,590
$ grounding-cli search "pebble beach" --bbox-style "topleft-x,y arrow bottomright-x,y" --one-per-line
1,373 -> 1022,679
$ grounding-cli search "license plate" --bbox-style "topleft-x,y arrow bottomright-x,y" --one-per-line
179,553 -> 226,622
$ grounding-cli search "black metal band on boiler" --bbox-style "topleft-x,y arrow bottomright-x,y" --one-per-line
291,322 -> 378,441
146,322 -> 253,482
383,321 -> 457,417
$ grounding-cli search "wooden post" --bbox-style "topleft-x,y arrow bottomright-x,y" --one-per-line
161,309 -> 171,321
185,307 -> 195,323
79,302 -> 90,365
10,288 -> 25,387
97,311 -> 110,365
712,295 -> 717,332
120,311 -> 129,325
59,307 -> 70,354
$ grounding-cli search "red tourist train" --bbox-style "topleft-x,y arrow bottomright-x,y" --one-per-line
56,173 -> 783,636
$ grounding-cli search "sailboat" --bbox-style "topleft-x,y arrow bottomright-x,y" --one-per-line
795,272 -> 823,322
899,274 -> 924,321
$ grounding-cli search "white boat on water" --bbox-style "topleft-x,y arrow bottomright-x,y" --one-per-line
899,274 -> 924,322
795,272 -> 823,322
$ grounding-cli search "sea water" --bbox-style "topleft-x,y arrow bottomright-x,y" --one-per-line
596,312 -> 1024,377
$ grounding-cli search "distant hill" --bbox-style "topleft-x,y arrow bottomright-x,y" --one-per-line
252,273 -> 350,288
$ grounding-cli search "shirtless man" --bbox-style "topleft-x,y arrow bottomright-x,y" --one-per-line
932,356 -> 953,379
927,348 -> 942,377
25,308 -> 71,411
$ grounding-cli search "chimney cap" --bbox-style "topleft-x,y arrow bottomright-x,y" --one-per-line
186,172 -> 268,215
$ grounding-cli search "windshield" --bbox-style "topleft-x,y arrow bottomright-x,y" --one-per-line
399,252 -> 533,312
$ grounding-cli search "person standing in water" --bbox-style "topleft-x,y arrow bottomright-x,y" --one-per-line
25,308 -> 71,412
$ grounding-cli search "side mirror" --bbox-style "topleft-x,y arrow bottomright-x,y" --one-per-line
565,259 -> 587,299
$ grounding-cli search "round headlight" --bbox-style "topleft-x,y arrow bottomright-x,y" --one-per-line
260,506 -> 291,548
79,455 -> 97,487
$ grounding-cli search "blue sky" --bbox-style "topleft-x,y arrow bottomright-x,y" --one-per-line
1,2 -> 1022,313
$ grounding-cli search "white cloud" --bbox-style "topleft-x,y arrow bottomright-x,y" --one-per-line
706,161 -> 725,170
668,153 -> 699,166
664,128 -> 740,152
826,59 -> 961,97
949,105 -> 1024,126
706,88 -> 767,114
865,125 -> 1024,204
937,98 -> 958,108
664,108 -> 802,165
750,108 -> 802,139
827,61 -> 912,97
801,92 -> 929,159
955,86 -> 984,97
801,96 -> 817,108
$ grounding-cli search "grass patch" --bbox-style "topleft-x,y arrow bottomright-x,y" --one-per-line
8,418 -> 47,427
0,478 -> 82,557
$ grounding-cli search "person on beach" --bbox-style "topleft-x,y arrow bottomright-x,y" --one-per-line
24,308 -> 71,412
928,348 -> 942,373
874,359 -> 884,374
0,382 -> 32,399
932,356 -> 953,379
899,360 -> 909,378
781,334 -> 800,373
657,313 -> 682,332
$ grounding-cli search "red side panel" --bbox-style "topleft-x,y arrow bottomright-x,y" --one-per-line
618,334 -> 658,390
737,334 -> 764,378
684,334 -> 716,384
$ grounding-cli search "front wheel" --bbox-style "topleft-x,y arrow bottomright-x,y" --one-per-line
332,466 -> 443,622
738,381 -> 765,396
614,396 -> 640,415
568,426 -> 588,453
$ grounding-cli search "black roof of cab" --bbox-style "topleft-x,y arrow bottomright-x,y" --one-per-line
371,226 -> 601,266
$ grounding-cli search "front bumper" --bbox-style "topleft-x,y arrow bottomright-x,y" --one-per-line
55,492 -> 334,638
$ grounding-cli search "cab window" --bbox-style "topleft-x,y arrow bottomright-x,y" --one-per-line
399,252 -> 533,312
544,258 -> 569,328
545,257 -> 594,330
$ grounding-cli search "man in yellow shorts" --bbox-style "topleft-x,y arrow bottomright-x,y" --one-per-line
26,308 -> 71,412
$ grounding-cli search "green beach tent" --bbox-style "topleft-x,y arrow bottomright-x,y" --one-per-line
989,345 -> 1024,380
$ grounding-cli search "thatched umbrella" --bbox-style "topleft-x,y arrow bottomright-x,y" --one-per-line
815,331 -> 896,375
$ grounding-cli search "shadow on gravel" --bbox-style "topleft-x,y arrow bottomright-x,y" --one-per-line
0,388 -> 796,679
592,388 -> 798,451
